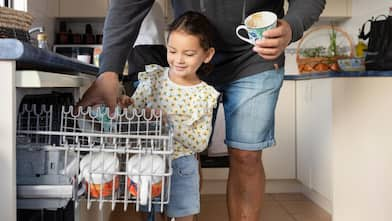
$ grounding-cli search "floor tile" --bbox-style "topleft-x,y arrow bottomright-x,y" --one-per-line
279,200 -> 331,221
261,201 -> 296,221
292,213 -> 330,221
273,193 -> 308,201
106,193 -> 331,221
264,193 -> 276,201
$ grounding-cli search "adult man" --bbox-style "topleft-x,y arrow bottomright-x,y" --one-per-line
78,0 -> 325,220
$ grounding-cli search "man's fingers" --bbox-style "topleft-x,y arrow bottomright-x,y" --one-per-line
75,83 -> 103,114
257,53 -> 279,60
253,47 -> 280,56
106,95 -> 117,116
263,25 -> 285,38
254,38 -> 282,48
252,19 -> 293,61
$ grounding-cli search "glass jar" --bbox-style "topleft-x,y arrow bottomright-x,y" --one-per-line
37,33 -> 49,50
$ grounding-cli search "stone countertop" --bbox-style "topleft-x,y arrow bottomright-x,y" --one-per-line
2,39 -> 391,79
0,39 -> 99,75
284,71 -> 392,80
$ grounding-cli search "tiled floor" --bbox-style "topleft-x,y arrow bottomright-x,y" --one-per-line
108,193 -> 331,221
198,194 -> 331,221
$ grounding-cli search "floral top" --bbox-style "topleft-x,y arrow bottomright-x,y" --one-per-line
131,64 -> 219,159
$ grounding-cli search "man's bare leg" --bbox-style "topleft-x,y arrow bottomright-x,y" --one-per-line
227,148 -> 265,221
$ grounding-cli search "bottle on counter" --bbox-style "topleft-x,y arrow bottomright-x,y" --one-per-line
355,28 -> 367,58
37,32 -> 49,50
355,39 -> 367,58
389,7 -> 392,17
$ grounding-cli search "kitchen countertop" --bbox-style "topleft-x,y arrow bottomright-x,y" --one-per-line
0,39 -> 98,75
2,39 -> 392,79
284,71 -> 392,80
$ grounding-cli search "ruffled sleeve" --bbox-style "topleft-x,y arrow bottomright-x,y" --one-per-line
130,64 -> 164,109
173,85 -> 220,153
183,85 -> 220,126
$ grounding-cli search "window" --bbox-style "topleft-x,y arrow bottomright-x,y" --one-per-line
0,0 -> 7,7
0,0 -> 27,11
13,0 -> 27,11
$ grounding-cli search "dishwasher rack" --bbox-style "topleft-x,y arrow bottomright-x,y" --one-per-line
17,104 -> 173,213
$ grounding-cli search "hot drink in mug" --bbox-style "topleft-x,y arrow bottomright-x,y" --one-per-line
236,11 -> 277,45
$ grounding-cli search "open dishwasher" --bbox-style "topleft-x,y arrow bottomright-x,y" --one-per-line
16,94 -> 173,220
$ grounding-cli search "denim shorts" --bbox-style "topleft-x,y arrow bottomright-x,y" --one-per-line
166,154 -> 200,218
216,68 -> 284,151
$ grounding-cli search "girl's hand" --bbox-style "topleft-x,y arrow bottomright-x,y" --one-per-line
117,95 -> 134,108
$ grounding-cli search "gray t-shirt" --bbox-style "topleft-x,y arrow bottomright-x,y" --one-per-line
99,0 -> 326,85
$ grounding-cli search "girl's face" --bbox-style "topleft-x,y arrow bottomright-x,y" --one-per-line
167,30 -> 214,85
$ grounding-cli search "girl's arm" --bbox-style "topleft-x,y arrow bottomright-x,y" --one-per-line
172,110 -> 214,153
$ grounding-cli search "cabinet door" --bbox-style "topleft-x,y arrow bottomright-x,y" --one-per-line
263,80 -> 296,179
59,0 -> 108,17
321,0 -> 351,18
285,0 -> 352,18
309,79 -> 333,201
296,80 -> 313,186
296,79 -> 332,201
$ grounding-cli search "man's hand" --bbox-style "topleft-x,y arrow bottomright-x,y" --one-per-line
77,72 -> 119,114
253,19 -> 292,60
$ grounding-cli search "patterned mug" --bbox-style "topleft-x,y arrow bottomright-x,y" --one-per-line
236,11 -> 277,45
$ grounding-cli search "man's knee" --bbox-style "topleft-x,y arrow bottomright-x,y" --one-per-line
229,148 -> 263,175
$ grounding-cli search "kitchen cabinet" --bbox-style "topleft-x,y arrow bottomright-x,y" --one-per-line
284,0 -> 352,18
262,80 -> 296,179
296,80 -> 313,187
296,79 -> 333,201
59,0 -> 109,18
321,0 -> 352,18
332,77 -> 392,221
47,0 -> 59,17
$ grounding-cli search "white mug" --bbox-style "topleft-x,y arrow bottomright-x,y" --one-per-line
79,152 -> 119,198
236,11 -> 277,45
77,54 -> 91,64
127,154 -> 165,205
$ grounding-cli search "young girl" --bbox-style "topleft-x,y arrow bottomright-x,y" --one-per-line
121,11 -> 219,221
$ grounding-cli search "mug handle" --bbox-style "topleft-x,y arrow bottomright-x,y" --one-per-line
236,25 -> 254,45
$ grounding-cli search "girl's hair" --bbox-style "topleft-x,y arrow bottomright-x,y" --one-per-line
168,11 -> 215,77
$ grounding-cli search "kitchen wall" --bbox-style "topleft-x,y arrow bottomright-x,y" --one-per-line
25,0 -> 390,72
27,0 -> 58,47
340,0 -> 390,41
284,0 -> 391,75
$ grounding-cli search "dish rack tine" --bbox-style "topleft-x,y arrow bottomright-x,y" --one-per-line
111,149 -> 116,211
